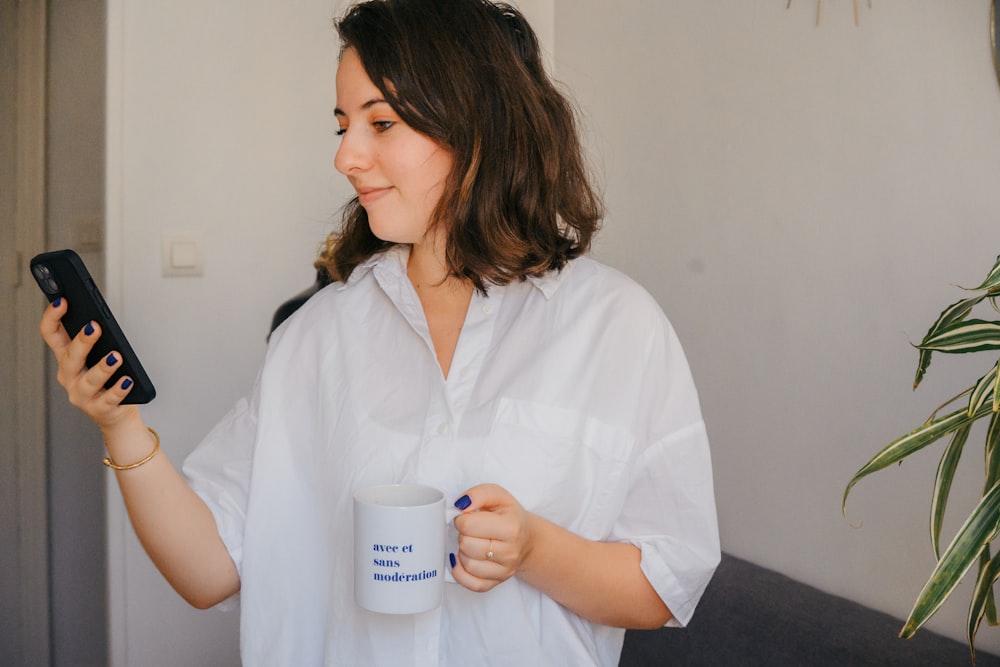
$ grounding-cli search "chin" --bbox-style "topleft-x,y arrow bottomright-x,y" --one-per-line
367,220 -> 426,246
369,228 -> 409,244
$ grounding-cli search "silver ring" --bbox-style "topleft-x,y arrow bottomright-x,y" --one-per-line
486,539 -> 494,560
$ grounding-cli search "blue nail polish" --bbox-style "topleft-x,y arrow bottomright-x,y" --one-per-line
84,322 -> 95,336
122,378 -> 133,390
106,353 -> 118,366
52,297 -> 62,308
454,495 -> 472,510
449,553 -> 457,568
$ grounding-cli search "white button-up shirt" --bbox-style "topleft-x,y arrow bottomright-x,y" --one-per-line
184,246 -> 719,666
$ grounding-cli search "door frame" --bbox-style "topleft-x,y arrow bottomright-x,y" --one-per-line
3,0 -> 52,663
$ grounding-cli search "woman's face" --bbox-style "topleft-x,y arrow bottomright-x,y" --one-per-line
334,48 -> 454,247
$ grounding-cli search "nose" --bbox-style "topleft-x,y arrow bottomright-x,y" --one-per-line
334,128 -> 371,176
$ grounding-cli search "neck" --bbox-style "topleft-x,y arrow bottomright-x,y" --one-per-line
406,229 -> 464,290
406,238 -> 473,379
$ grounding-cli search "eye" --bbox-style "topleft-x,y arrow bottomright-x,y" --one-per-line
336,127 -> 347,137
373,120 -> 394,133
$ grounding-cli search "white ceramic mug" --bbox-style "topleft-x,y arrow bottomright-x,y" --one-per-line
353,483 -> 454,614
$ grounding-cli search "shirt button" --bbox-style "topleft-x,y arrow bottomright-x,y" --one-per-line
482,304 -> 493,314
460,366 -> 472,379
437,422 -> 450,435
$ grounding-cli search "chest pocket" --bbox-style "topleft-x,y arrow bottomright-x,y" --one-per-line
484,397 -> 635,538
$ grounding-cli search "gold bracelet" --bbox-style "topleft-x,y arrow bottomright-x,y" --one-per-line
103,427 -> 160,471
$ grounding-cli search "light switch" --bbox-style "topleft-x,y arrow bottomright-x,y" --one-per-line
171,242 -> 199,268
162,232 -> 204,277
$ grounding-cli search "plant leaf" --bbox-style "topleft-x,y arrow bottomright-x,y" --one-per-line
919,320 -> 1000,355
975,413 -> 1000,644
995,360 -> 1000,414
915,296 -> 988,388
844,406 -> 989,517
931,424 -> 971,559
969,361 -> 999,418
977,548 -> 999,641
987,411 -> 1000,492
982,548 -> 999,628
966,254 -> 1000,292
968,548 -> 1000,663
901,481 -> 1000,638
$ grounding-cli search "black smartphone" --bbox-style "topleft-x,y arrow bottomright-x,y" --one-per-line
30,249 -> 156,404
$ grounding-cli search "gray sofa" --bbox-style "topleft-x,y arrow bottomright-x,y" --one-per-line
621,553 -> 1000,666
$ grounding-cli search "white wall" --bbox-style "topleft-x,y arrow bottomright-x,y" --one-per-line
105,0 -> 346,664
555,0 -> 1000,653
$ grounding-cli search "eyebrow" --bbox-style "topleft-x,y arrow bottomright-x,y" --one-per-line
333,98 -> 390,117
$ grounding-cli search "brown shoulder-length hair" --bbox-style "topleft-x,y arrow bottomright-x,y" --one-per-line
317,0 -> 603,293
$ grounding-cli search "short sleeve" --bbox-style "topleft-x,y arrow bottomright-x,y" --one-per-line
610,314 -> 720,627
182,371 -> 261,606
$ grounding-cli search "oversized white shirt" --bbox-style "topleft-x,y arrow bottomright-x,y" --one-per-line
183,246 -> 719,666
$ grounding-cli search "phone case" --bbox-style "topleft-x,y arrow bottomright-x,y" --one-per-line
30,249 -> 156,404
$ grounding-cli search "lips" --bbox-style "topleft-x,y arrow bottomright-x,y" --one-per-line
355,186 -> 392,207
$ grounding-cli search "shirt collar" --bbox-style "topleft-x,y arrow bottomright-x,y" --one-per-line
338,244 -> 573,300
526,260 -> 572,300
337,246 -> 409,291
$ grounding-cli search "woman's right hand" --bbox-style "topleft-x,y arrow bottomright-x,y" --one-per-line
40,298 -> 241,608
39,297 -> 137,429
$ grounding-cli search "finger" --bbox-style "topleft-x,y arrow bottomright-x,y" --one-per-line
455,542 -> 511,584
73,350 -> 124,403
452,484 -> 516,538
449,550 -> 499,593
39,297 -> 71,356
55,320 -> 102,389
56,320 -> 101,389
454,483 -> 511,513
455,509 -> 509,542
457,532 -> 520,575
67,349 -> 119,411
457,534 -> 504,566
68,352 -> 136,425
96,373 -> 136,411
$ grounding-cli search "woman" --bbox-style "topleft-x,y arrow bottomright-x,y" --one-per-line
40,0 -> 719,664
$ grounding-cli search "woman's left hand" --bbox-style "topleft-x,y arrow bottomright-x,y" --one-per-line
449,483 -> 674,627
450,483 -> 535,592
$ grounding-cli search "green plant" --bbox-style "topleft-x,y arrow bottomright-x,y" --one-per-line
843,254 -> 1000,662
